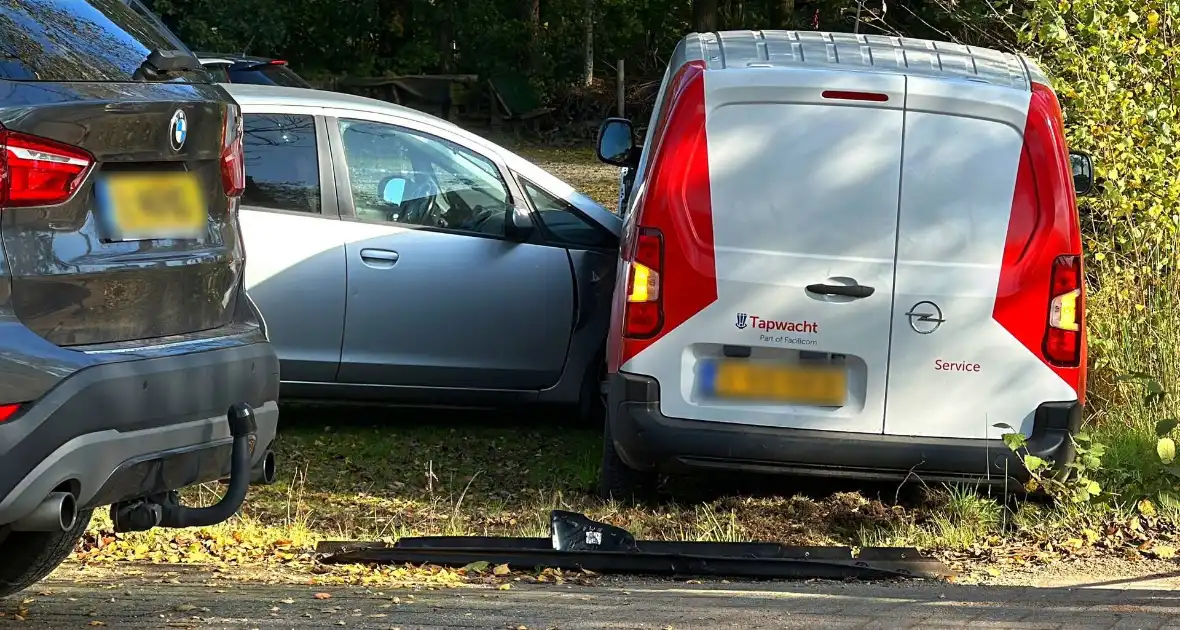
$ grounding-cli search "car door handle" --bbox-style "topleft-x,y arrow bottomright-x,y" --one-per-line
806,283 -> 874,298
359,248 -> 399,269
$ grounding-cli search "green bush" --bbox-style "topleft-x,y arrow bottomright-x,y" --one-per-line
1020,0 -> 1180,504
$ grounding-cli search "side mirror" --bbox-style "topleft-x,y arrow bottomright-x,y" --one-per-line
1070,151 -> 1095,197
506,204 -> 535,241
596,118 -> 637,168
379,176 -> 407,206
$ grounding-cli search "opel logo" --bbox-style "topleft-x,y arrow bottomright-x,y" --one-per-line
905,301 -> 945,334
169,109 -> 187,152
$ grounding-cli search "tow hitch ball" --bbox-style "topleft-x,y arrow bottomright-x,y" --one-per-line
111,403 -> 258,533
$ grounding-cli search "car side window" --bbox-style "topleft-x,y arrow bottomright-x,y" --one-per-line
337,118 -> 511,238
519,177 -> 613,248
241,113 -> 320,214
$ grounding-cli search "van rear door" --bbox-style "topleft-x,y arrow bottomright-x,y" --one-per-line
883,77 -> 1080,440
638,68 -> 906,435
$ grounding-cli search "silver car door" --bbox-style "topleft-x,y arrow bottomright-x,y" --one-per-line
237,105 -> 347,383
326,112 -> 574,391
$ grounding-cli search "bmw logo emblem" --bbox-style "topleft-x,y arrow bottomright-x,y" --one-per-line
169,109 -> 187,152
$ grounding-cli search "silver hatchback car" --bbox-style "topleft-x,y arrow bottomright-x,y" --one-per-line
223,84 -> 622,417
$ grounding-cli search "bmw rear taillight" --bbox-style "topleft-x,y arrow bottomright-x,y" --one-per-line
0,129 -> 93,207
1045,254 -> 1082,366
220,103 -> 245,197
624,227 -> 664,338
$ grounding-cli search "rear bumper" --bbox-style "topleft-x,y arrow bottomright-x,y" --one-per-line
0,340 -> 280,526
607,372 -> 1082,485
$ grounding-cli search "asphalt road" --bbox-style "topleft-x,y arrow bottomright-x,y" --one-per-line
6,567 -> 1180,629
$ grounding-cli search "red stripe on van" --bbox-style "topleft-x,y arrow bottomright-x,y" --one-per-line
612,60 -> 716,369
991,82 -> 1086,402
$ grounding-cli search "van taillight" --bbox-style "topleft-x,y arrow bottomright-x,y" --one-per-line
0,130 -> 93,208
1045,254 -> 1082,366
624,227 -> 664,338
220,104 -> 245,197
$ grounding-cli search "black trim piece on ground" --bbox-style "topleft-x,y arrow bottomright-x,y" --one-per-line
317,510 -> 953,581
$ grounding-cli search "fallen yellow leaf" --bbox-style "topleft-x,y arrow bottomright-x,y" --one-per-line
498,583 -> 512,590
493,563 -> 510,576
1151,545 -> 1176,559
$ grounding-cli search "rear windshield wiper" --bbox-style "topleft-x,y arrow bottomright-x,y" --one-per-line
132,49 -> 203,81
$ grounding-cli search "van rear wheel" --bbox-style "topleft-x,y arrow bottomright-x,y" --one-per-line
598,423 -> 658,503
0,509 -> 93,599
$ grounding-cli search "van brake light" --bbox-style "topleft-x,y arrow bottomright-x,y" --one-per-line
821,90 -> 889,102
624,227 -> 663,338
1044,255 -> 1082,365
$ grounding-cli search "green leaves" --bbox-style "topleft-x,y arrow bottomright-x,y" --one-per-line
1157,438 -> 1176,464
1023,454 -> 1048,472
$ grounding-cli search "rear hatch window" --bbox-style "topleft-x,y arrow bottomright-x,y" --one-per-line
0,0 -> 210,83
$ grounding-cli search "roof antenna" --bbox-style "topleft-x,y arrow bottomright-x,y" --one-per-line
854,0 -> 865,34
241,33 -> 256,57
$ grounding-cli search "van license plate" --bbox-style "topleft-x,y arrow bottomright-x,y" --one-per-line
99,172 -> 206,241
702,360 -> 846,406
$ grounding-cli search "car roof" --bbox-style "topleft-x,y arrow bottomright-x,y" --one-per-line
682,30 -> 1040,92
223,84 -> 457,129
222,84 -> 621,232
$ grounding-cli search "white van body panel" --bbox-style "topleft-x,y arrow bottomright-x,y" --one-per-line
617,30 -> 1079,442
885,77 -> 1075,440
625,68 -> 907,434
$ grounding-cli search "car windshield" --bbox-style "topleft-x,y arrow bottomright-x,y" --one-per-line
0,0 -> 208,83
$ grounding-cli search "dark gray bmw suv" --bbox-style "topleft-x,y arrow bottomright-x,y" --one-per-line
0,1 -> 280,596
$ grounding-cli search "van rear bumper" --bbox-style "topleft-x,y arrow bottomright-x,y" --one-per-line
607,372 -> 1082,485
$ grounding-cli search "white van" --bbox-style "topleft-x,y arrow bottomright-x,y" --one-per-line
594,30 -> 1096,500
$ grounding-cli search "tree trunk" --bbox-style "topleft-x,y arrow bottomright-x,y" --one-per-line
524,0 -> 541,72
767,0 -> 794,29
583,0 -> 594,86
438,0 -> 455,72
693,0 -> 718,32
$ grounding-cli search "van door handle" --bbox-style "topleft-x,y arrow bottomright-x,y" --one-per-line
806,283 -> 874,298
359,248 -> 399,269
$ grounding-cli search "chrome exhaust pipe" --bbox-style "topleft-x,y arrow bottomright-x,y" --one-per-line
251,449 -> 277,485
10,492 -> 77,532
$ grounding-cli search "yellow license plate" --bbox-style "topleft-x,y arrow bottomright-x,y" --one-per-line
101,172 -> 206,240
705,360 -> 846,406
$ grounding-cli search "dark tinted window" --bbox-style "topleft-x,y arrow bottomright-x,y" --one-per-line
241,113 -> 321,214
229,64 -> 311,88
520,178 -> 612,248
0,0 -> 207,82
203,63 -> 230,83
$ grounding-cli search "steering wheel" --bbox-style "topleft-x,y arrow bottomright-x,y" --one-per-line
398,178 -> 442,226
467,204 -> 503,233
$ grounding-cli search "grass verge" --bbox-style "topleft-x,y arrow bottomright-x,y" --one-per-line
72,407 -> 1180,586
